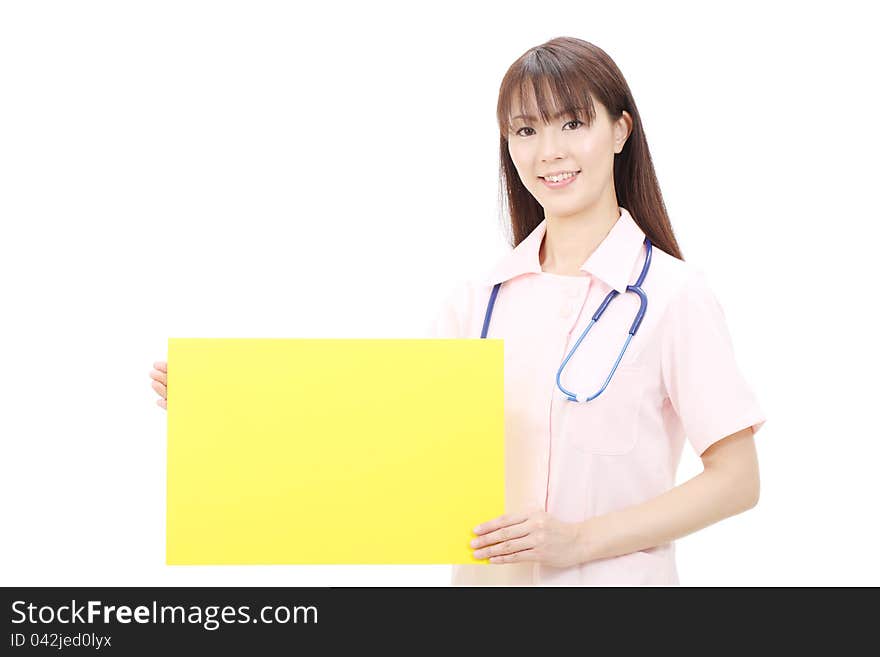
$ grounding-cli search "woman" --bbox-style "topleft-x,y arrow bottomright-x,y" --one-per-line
151,36 -> 766,586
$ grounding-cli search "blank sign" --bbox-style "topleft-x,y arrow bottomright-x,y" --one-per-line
166,338 -> 505,565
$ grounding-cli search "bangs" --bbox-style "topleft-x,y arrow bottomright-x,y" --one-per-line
498,52 -> 597,134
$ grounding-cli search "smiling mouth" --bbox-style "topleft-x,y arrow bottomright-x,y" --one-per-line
539,170 -> 581,187
538,169 -> 581,178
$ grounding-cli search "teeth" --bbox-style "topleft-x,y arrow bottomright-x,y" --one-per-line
546,172 -> 577,183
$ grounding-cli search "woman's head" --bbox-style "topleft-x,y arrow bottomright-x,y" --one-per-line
496,37 -> 683,260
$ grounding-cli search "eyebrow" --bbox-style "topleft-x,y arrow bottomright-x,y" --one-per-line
510,108 -> 586,122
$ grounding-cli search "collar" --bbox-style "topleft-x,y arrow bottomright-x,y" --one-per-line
483,206 -> 646,293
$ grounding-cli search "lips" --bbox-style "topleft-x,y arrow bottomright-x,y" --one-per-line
540,171 -> 580,189
539,170 -> 581,179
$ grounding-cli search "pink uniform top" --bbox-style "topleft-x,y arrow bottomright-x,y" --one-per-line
429,207 -> 766,585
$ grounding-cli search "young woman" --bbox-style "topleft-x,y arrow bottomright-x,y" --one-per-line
150,36 -> 766,586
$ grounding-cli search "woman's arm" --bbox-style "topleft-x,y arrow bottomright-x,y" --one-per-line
576,426 -> 760,564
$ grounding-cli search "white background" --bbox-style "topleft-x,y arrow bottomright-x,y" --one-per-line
1,0 -> 877,587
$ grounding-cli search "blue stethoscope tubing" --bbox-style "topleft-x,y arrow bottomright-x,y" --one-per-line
480,236 -> 653,403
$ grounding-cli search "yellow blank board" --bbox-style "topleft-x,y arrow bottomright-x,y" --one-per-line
166,338 -> 505,565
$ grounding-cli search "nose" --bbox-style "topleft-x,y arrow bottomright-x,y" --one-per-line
538,129 -> 567,163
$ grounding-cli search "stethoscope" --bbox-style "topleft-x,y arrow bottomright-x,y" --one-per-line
480,236 -> 652,403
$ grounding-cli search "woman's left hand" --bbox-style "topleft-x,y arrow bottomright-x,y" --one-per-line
470,508 -> 584,568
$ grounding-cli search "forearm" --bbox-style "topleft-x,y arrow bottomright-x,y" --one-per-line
576,466 -> 758,564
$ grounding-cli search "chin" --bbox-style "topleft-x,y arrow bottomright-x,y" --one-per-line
545,201 -> 588,218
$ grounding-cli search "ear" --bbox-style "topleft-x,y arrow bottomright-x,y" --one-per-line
614,110 -> 634,154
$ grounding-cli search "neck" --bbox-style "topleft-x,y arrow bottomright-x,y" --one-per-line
539,199 -> 621,276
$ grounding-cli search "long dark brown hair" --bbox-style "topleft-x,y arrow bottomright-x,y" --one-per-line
496,36 -> 683,260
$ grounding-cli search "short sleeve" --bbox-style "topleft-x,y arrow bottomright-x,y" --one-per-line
660,269 -> 766,456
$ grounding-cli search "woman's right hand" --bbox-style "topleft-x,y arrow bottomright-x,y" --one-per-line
150,361 -> 167,409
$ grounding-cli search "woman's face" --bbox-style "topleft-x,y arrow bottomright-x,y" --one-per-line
506,93 -> 631,219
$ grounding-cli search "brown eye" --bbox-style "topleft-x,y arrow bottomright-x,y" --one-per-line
563,120 -> 584,130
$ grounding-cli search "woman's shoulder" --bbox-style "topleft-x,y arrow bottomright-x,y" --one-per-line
647,243 -> 705,289
636,244 -> 734,353
427,272 -> 490,339
646,243 -> 721,307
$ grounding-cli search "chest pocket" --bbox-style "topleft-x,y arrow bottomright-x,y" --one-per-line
559,364 -> 646,455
